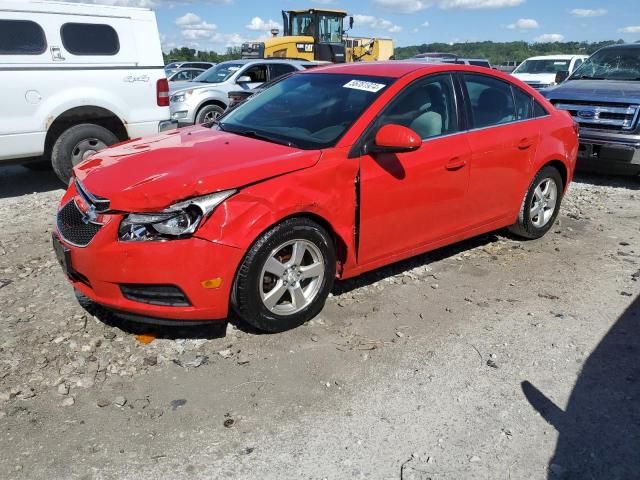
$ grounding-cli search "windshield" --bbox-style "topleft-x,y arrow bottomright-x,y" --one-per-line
514,59 -> 571,74
220,73 -> 393,149
291,13 -> 313,36
193,63 -> 243,84
570,48 -> 640,81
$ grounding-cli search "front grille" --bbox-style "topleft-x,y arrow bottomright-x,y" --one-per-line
56,201 -> 102,247
552,100 -> 640,131
120,284 -> 192,307
525,82 -> 551,90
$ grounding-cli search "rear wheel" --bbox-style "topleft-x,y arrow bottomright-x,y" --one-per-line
232,218 -> 336,333
51,123 -> 119,184
509,165 -> 563,239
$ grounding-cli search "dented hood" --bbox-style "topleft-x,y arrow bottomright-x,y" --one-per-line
74,126 -> 321,212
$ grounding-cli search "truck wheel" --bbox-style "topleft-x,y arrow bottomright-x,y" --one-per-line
195,104 -> 225,124
51,124 -> 119,184
232,218 -> 336,333
509,165 -> 563,239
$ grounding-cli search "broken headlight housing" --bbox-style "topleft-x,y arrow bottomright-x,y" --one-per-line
118,190 -> 236,241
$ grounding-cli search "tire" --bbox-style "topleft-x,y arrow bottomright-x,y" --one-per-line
195,104 -> 225,124
509,165 -> 564,239
51,123 -> 119,184
232,218 -> 336,333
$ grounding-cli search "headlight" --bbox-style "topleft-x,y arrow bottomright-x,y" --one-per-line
170,90 -> 193,103
119,189 -> 237,241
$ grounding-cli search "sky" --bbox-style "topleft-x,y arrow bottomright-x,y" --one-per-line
71,0 -> 640,53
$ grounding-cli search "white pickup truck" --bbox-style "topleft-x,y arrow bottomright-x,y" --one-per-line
0,0 -> 176,183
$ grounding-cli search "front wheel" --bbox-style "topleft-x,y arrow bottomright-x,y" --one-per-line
195,104 -> 225,125
232,218 -> 336,333
509,165 -> 564,239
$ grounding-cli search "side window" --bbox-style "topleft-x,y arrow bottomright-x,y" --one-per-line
269,64 -> 297,79
572,58 -> 583,71
242,65 -> 268,83
377,74 -> 458,140
61,23 -> 119,56
533,101 -> 548,118
0,20 -> 46,55
512,86 -> 534,121
464,74 -> 516,128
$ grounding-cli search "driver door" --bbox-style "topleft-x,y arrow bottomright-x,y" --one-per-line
356,74 -> 473,265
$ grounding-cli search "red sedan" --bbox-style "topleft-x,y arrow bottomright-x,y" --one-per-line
53,62 -> 578,332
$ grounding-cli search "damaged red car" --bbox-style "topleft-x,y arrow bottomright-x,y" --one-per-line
53,62 -> 578,332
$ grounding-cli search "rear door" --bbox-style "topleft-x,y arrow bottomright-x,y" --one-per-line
357,73 -> 473,264
460,73 -> 541,227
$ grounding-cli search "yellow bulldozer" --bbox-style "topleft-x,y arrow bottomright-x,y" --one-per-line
241,9 -> 394,63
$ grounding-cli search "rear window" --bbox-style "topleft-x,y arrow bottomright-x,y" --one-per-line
61,23 -> 120,56
0,20 -> 46,55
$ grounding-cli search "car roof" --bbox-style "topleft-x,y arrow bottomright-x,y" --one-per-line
217,59 -> 318,66
524,55 -> 588,60
600,43 -> 640,50
301,61 -> 506,79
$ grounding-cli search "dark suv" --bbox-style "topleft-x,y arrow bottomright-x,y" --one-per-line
543,44 -> 640,176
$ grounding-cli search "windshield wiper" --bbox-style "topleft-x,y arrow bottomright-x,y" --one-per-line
222,126 -> 298,148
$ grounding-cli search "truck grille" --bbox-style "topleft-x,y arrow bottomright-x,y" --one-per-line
525,82 -> 551,90
551,101 -> 640,131
56,200 -> 102,247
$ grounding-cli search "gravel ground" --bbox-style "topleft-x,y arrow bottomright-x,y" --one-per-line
0,165 -> 638,480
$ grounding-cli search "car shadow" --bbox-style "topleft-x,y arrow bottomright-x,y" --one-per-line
522,294 -> 640,479
572,171 -> 640,190
333,231 -> 502,296
0,165 -> 63,199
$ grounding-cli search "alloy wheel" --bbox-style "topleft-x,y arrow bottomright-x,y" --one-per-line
530,178 -> 558,228
259,239 -> 325,316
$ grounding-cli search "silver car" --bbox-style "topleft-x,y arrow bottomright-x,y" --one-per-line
170,59 -> 317,126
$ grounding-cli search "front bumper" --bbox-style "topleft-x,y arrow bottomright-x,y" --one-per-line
170,99 -> 196,126
53,190 -> 244,321
576,128 -> 640,175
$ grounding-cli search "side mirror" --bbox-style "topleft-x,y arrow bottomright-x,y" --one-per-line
237,75 -> 252,84
555,70 -> 570,84
349,16 -> 354,30
371,124 -> 421,154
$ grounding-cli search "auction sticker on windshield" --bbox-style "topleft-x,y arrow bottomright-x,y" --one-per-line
343,80 -> 386,93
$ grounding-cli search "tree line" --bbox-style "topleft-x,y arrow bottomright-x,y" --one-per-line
393,40 -> 628,64
164,40 -> 635,66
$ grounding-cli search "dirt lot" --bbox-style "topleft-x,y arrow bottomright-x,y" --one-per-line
0,165 -> 638,480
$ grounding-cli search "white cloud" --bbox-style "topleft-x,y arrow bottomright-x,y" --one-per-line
507,18 -> 539,30
175,13 -> 217,40
570,8 -> 607,17
422,21 -> 430,27
245,17 -> 282,32
373,0 -> 428,14
535,33 -> 565,42
619,26 -> 640,33
353,14 -> 403,33
438,0 -> 524,9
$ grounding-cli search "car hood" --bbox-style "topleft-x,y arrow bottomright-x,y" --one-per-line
512,73 -> 557,84
73,126 -> 321,212
170,81 -> 229,95
543,80 -> 640,103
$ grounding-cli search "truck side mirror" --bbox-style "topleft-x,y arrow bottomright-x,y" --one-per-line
349,16 -> 354,30
555,70 -> 570,84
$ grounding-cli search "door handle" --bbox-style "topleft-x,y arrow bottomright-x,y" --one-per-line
445,157 -> 467,171
517,138 -> 534,150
